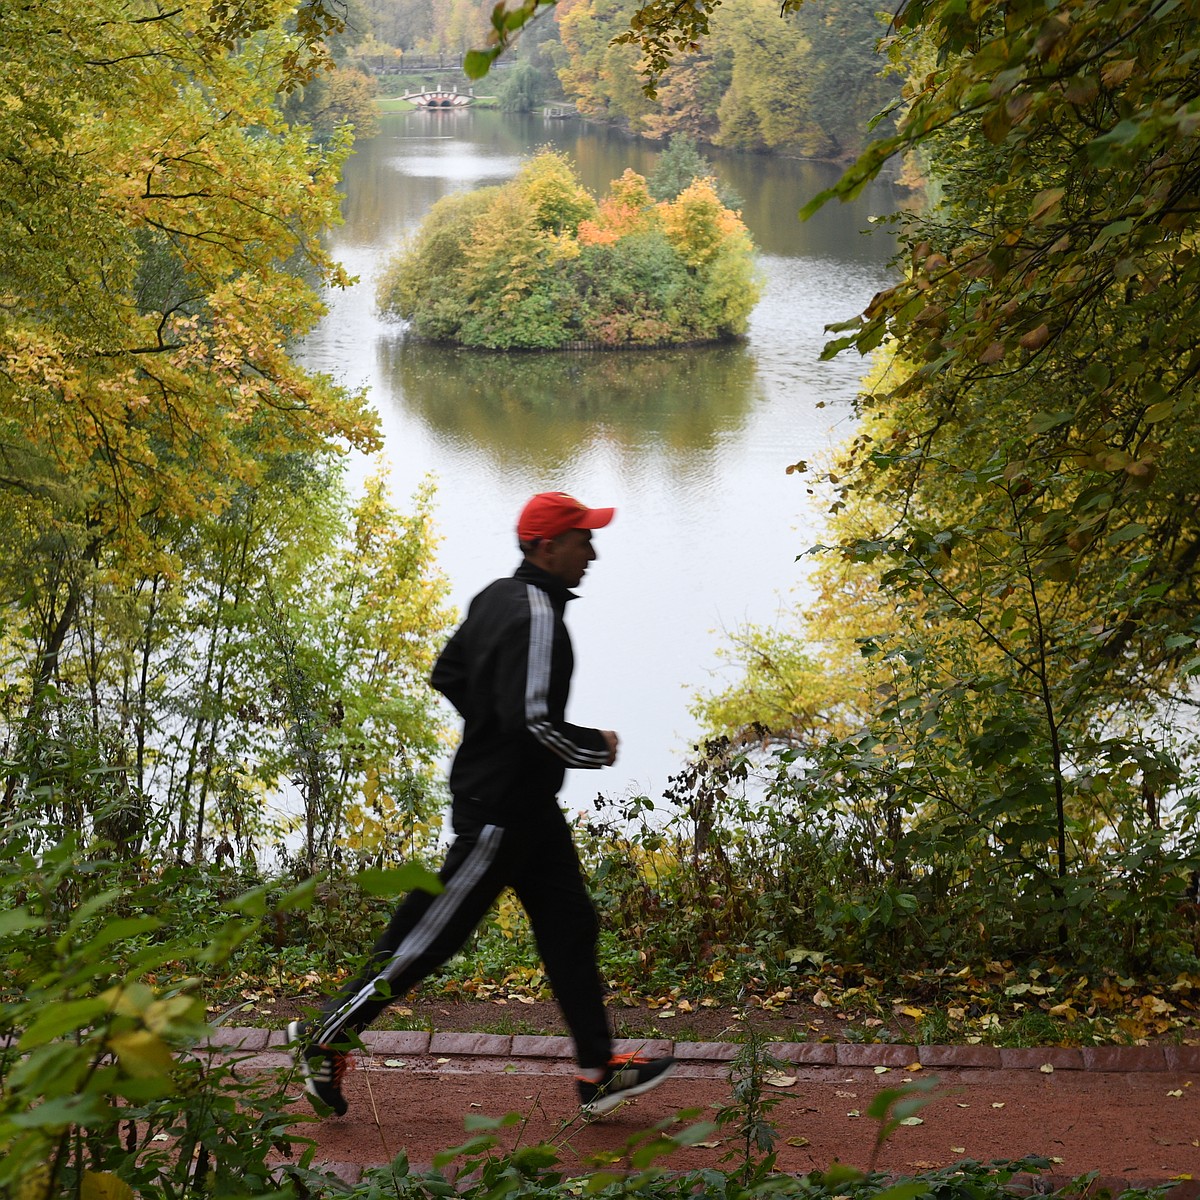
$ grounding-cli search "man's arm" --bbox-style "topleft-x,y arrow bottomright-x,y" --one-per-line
497,586 -> 611,769
430,625 -> 471,718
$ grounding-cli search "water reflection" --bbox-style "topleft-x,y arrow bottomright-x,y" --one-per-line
381,338 -> 761,469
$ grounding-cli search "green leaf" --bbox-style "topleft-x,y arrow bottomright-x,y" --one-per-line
355,864 -> 443,897
1106,523 -> 1147,545
463,49 -> 499,79
108,1029 -> 177,1079
873,1183 -> 933,1200
1090,217 -> 1135,249
1028,410 -> 1074,432
8,1092 -> 110,1131
0,911 -> 45,937
463,1111 -> 522,1132
18,997 -> 110,1049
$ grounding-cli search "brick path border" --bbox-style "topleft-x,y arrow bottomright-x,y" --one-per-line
212,1027 -> 1197,1071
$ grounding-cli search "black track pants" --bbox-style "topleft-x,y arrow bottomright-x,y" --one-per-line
311,804 -> 613,1069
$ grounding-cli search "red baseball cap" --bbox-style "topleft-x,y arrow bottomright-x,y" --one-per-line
517,491 -> 615,542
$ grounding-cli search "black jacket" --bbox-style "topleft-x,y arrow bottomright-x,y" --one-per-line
430,560 -> 609,814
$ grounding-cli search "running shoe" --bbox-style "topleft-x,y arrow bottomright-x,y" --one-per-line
287,1019 -> 350,1116
577,1052 -> 676,1115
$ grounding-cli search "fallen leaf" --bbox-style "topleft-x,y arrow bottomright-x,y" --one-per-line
950,1146 -> 966,1154
657,1011 -> 676,1019
383,1059 -> 407,1067
436,1057 -> 450,1064
907,1062 -> 923,1071
957,1103 -> 970,1108
695,1141 -> 722,1149
786,1136 -> 810,1147
847,1109 -> 861,1118
1039,1063 -> 1054,1074
992,1102 -> 1005,1109
1167,1089 -> 1183,1097
765,1071 -> 798,1088
835,1090 -> 857,1098
899,1117 -> 923,1126
874,1066 -> 890,1074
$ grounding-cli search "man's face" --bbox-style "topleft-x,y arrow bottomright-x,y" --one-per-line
542,528 -> 597,587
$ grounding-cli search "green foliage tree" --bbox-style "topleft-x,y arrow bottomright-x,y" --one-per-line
649,134 -> 742,209
498,59 -> 547,111
593,0 -> 1200,969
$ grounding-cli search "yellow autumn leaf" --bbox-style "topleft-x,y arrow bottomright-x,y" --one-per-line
108,1029 -> 175,1079
82,1173 -> 135,1200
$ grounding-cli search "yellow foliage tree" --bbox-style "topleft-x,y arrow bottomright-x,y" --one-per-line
0,0 -> 377,692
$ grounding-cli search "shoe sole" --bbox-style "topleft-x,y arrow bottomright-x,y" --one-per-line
583,1061 -> 677,1116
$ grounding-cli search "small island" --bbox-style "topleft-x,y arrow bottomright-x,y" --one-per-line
376,149 -> 762,350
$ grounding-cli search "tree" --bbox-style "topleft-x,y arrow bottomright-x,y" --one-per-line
453,0 -> 1200,967
553,0 -> 657,126
498,60 -> 547,111
0,0 -> 460,866
618,0 -> 1200,967
282,65 -> 381,141
0,0 -> 376,639
648,134 -> 741,209
471,0 -> 897,159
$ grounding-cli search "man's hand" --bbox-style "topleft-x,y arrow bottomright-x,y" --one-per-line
601,730 -> 619,766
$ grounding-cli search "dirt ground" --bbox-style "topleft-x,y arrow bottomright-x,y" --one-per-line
276,1060 -> 1200,1191
238,998 -> 1200,1192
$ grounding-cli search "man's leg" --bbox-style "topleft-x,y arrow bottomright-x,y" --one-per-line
511,808 -> 612,1069
514,806 -> 676,1114
293,820 -> 510,1113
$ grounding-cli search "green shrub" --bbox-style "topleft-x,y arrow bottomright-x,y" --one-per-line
377,152 -> 761,349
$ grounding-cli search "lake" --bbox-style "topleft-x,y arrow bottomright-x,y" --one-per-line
295,107 -> 898,813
